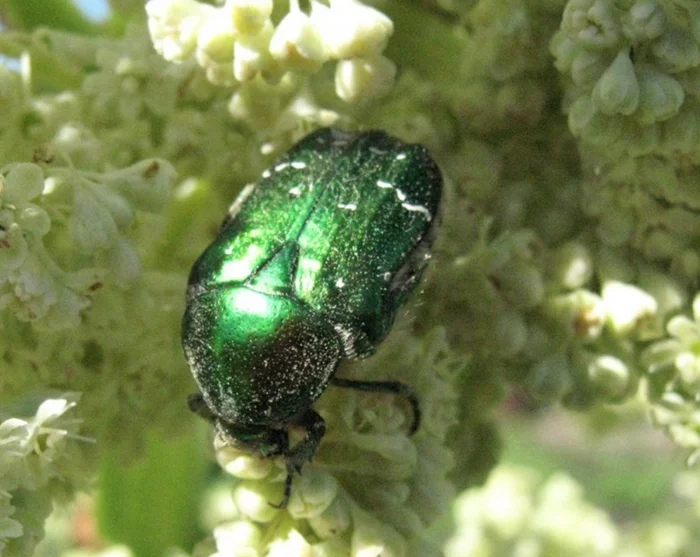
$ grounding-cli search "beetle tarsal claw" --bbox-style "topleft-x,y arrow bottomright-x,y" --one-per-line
269,472 -> 295,509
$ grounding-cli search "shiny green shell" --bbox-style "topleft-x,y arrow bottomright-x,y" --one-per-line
182,128 -> 442,427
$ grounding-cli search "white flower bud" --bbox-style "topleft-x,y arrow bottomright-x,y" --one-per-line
602,281 -> 658,335
675,351 -> 700,392
110,237 -> 142,285
528,352 -> 573,402
286,468 -> 338,519
269,9 -> 328,72
308,495 -> 351,538
3,163 -> 45,204
3,252 -> 58,322
213,520 -> 262,556
267,529 -> 312,557
228,87 -> 283,128
146,0 -> 215,62
351,506 -> 407,557
215,441 -> 273,479
586,354 -> 633,399
72,186 -> 119,252
227,0 -> 273,36
232,481 -> 281,523
636,68 -> 684,125
550,242 -> 594,289
101,159 -> 176,213
17,205 -> 50,237
315,0 -> 393,59
335,55 -> 396,102
198,55 -> 236,86
652,26 -> 700,73
0,222 -> 29,271
626,0 -> 665,40
234,21 -> 275,82
592,49 -> 639,115
197,12 -> 236,63
89,187 -> 135,230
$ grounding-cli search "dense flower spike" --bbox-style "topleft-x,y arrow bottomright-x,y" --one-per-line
550,0 -> 700,447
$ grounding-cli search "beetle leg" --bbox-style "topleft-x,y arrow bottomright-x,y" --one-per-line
330,377 -> 421,435
187,392 -> 217,424
270,471 -> 295,510
269,409 -> 326,510
286,408 -> 326,474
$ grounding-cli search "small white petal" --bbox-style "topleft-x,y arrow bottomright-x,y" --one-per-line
269,11 -> 328,72
335,55 -> 396,102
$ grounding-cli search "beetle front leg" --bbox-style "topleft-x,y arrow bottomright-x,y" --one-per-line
270,408 -> 326,509
286,408 -> 326,474
330,377 -> 421,435
187,392 -> 217,424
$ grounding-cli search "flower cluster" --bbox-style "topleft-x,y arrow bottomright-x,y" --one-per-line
641,293 -> 700,463
552,0 -> 700,160
146,0 -> 396,130
0,159 -> 174,331
0,395 -> 89,556
550,0 -> 700,280
446,465 -> 699,557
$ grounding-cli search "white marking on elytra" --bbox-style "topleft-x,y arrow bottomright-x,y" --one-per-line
275,162 -> 290,172
383,272 -> 392,281
291,161 -> 307,169
336,278 -> 345,288
396,153 -> 407,160
289,186 -> 302,197
401,203 -> 432,221
337,202 -> 357,211
262,169 -> 271,178
376,180 -> 431,220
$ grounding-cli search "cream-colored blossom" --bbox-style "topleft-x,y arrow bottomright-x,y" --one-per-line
269,5 -> 328,72
335,55 -> 396,102
146,0 -> 398,126
0,395 -> 88,554
146,0 -> 215,62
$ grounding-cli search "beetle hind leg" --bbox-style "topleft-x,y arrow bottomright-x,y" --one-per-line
330,377 -> 421,435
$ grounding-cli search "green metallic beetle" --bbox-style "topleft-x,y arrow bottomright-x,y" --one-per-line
182,128 -> 442,507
